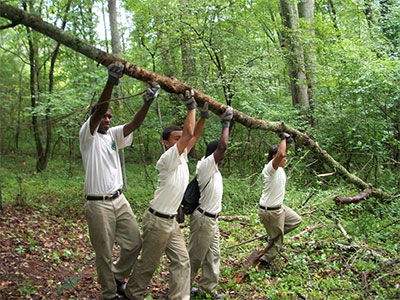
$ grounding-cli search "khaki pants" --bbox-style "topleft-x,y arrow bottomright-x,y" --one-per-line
188,209 -> 220,294
125,210 -> 190,300
258,204 -> 302,263
85,194 -> 142,299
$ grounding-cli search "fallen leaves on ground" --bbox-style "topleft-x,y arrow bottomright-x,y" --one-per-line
0,207 -> 170,299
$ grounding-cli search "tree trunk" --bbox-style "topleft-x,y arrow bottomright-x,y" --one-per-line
298,0 -> 317,125
180,0 -> 198,158
24,2 -> 45,172
15,66 -> 24,150
0,2 -> 389,199
179,0 -> 197,84
108,0 -> 121,55
279,0 -> 309,109
24,0 -> 72,172
108,0 -> 127,190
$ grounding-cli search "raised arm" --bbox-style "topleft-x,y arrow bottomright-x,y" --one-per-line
187,103 -> 210,152
213,107 -> 233,164
176,90 -> 197,155
272,133 -> 290,170
89,62 -> 124,135
123,83 -> 160,137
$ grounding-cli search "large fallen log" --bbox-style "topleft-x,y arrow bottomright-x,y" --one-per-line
334,187 -> 373,204
0,3 -> 389,199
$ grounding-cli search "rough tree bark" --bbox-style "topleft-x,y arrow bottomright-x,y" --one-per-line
279,0 -> 309,109
334,188 -> 373,205
0,3 -> 389,199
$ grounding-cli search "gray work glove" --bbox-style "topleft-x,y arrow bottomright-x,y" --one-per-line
142,82 -> 160,105
219,107 -> 233,128
278,132 -> 292,143
198,102 -> 210,119
107,62 -> 124,85
178,89 -> 197,110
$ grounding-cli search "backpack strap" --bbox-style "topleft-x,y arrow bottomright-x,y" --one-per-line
197,174 -> 212,195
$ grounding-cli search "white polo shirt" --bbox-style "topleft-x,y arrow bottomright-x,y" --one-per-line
79,118 -> 132,195
259,160 -> 286,208
150,144 -> 189,215
196,155 -> 223,215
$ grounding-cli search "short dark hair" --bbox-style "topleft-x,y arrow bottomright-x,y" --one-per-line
205,140 -> 218,157
162,125 -> 182,141
268,144 -> 279,162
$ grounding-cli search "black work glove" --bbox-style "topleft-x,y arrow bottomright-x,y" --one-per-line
178,89 -> 197,110
142,82 -> 160,105
278,132 -> 292,143
198,102 -> 210,119
107,62 -> 124,85
219,107 -> 233,128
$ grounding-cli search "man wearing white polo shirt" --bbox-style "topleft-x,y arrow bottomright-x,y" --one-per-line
258,132 -> 302,266
124,90 -> 209,300
79,62 -> 159,300
189,107 -> 233,298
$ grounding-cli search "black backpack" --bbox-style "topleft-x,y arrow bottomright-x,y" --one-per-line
181,176 -> 210,215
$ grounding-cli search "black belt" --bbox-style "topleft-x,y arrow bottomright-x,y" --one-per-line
197,207 -> 219,219
148,207 -> 175,219
259,205 -> 282,211
86,189 -> 122,201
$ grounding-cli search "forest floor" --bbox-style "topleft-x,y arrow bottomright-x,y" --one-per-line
0,207 -> 172,300
0,206 -> 265,300
1,204 -> 399,300
1,156 -> 399,299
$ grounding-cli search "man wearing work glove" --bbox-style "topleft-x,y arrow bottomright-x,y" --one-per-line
189,107 -> 234,299
79,61 -> 160,300
124,90 -> 208,300
257,132 -> 302,267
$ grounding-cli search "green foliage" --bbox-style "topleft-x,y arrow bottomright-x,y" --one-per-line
1,1 -> 400,297
2,155 -> 400,299
1,0 -> 399,191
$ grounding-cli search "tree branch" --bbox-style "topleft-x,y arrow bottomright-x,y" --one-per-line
334,187 -> 373,205
0,2 -> 391,199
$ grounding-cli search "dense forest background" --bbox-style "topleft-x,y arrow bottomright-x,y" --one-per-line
1,0 -> 399,299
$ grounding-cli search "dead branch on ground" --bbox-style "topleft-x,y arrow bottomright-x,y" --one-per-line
334,187 -> 373,205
